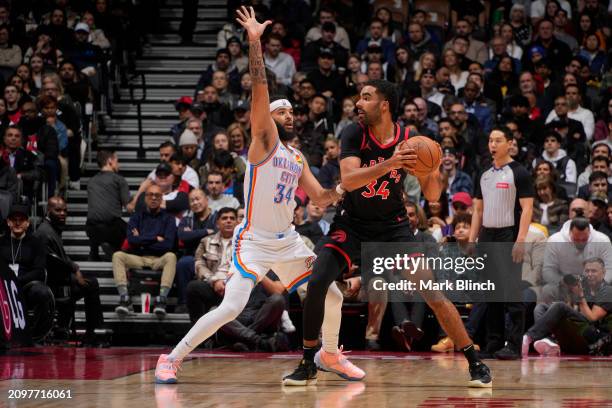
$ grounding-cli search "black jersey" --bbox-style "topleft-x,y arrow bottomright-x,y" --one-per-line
339,122 -> 410,223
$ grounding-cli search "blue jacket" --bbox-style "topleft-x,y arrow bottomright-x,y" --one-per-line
450,170 -> 474,196
126,208 -> 177,256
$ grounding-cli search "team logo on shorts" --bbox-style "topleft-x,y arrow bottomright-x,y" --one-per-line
331,230 -> 347,243
305,256 -> 315,270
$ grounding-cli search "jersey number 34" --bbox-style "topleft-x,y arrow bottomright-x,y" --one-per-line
274,183 -> 294,204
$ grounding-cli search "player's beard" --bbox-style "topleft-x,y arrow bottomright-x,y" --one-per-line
275,120 -> 294,141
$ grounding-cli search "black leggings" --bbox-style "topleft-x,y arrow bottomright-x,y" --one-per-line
302,247 -> 347,342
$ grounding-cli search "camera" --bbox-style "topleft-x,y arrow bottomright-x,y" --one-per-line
562,274 -> 584,286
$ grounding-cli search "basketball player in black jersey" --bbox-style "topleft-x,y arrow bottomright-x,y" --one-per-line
283,80 -> 492,387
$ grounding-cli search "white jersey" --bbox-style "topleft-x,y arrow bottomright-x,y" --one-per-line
241,141 -> 304,234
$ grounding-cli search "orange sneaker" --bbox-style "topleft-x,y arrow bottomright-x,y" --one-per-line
314,347 -> 365,381
155,354 -> 182,384
431,337 -> 454,353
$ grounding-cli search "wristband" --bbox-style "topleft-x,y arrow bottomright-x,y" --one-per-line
336,184 -> 346,195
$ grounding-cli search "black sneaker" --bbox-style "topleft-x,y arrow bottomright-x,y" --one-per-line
589,334 -> 612,356
115,295 -> 133,316
494,345 -> 520,360
282,359 -> 318,386
468,362 -> 492,388
154,296 -> 167,318
365,339 -> 381,351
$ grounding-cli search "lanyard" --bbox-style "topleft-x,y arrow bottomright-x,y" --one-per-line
10,236 -> 23,265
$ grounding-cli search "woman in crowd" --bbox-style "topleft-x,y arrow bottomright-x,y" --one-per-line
532,175 -> 569,234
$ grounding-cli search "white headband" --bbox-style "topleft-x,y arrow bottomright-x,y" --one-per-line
269,99 -> 292,112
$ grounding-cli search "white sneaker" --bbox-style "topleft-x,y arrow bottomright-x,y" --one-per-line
281,310 -> 296,333
534,338 -> 560,357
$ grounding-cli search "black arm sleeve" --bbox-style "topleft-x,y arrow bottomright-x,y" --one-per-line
339,123 -> 364,160
513,163 -> 535,198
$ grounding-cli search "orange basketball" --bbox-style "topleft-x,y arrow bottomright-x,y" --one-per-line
398,136 -> 442,176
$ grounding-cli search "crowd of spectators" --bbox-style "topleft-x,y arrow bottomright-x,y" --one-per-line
1,0 -> 612,354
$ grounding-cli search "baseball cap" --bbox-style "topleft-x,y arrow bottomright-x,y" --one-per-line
443,147 -> 457,157
437,81 -> 455,94
155,162 -> 173,177
590,192 -> 608,206
175,96 -> 193,110
233,100 -> 249,112
321,22 -> 336,33
189,102 -> 204,114
74,23 -> 90,33
452,192 -> 472,207
8,204 -> 29,219
226,36 -> 241,46
319,47 -> 335,58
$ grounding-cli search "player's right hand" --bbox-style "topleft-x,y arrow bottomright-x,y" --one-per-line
389,145 -> 417,171
235,6 -> 272,41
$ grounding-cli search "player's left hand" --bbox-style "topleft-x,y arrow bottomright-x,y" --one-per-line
235,6 -> 272,42
512,241 -> 525,263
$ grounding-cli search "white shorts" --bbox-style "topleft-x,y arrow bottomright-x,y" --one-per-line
230,224 -> 315,292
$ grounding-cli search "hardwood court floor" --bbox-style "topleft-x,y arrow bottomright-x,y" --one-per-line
1,347 -> 612,407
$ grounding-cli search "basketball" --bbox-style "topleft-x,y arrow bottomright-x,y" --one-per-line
397,136 -> 442,176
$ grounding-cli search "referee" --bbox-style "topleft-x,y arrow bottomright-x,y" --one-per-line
469,126 -> 534,360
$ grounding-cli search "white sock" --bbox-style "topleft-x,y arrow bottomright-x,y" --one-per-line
321,282 -> 343,354
169,274 -> 254,361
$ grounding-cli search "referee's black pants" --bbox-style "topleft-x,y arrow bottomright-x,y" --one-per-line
479,226 -> 525,352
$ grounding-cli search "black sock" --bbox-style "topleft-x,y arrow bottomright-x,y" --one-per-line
303,345 -> 318,361
461,344 -> 481,365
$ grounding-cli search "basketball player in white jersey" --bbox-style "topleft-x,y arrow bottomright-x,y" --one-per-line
154,6 -> 345,384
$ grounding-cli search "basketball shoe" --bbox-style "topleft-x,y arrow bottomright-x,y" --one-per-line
468,361 -> 492,388
155,354 -> 182,384
314,347 -> 366,381
534,338 -> 560,357
282,359 -> 318,386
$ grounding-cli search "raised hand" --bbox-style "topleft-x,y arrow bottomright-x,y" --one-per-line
235,6 -> 271,42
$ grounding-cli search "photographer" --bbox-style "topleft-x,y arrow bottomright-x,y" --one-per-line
522,258 -> 612,356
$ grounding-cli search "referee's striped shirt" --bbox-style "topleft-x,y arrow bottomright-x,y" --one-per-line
475,161 -> 535,228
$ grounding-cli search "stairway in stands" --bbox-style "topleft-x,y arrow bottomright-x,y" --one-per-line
66,0 -> 227,344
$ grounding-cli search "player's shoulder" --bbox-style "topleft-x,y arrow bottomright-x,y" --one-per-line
508,160 -> 530,176
339,122 -> 366,139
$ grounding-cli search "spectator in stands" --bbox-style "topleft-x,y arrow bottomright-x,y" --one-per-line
211,70 -> 238,110
40,75 -> 81,190
187,207 -> 236,321
1,125 -> 43,202
534,131 -> 577,184
523,257 -> 612,357
23,30 -> 63,70
86,150 -> 129,261
197,86 -> 232,128
306,48 -> 347,101
18,99 -> 59,196
577,172 -> 612,203
0,204 -> 54,340
170,96 -> 193,141
206,171 -> 240,211
305,7 -> 350,51
28,55 -> 44,92
263,33 -> 295,87
447,102 -> 483,166
594,98 -> 611,143
441,147 -> 472,196
0,152 -> 17,204
4,84 -> 20,123
302,22 -> 348,72
135,161 -> 190,219
179,129 -> 202,172
195,48 -> 240,95
317,137 -> 340,189
226,36 -> 247,73
357,19 -> 395,64
0,24 -> 21,76
43,7 -> 77,47
113,184 -> 178,318
35,197 -> 104,344
532,175 -> 569,234
542,216 -> 612,303
461,81 -> 493,134
334,97 -> 356,138
228,122 -> 248,163
293,103 -> 325,169
63,23 -> 102,77
546,85 -> 595,142
588,193 -> 612,240
269,20 -> 301,69
59,60 -> 92,107
80,11 -> 111,50
15,64 -> 36,97
525,19 -> 571,74
175,188 -> 217,313
578,156 -> 612,190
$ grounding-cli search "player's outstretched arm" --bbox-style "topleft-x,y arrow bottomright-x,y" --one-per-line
235,7 -> 276,160
298,159 -> 343,207
415,169 -> 444,202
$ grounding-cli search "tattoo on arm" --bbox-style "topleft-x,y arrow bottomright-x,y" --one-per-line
249,41 -> 267,85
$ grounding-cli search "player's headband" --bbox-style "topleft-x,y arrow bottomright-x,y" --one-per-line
269,99 -> 292,112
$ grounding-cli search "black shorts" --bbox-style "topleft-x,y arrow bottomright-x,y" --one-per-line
315,214 -> 419,270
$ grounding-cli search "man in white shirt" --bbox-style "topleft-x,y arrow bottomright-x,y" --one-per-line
206,172 -> 240,212
533,130 -> 577,184
264,33 -> 296,87
546,84 -> 595,141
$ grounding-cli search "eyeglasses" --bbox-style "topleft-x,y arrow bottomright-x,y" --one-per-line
449,110 -> 465,115
146,193 -> 162,198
